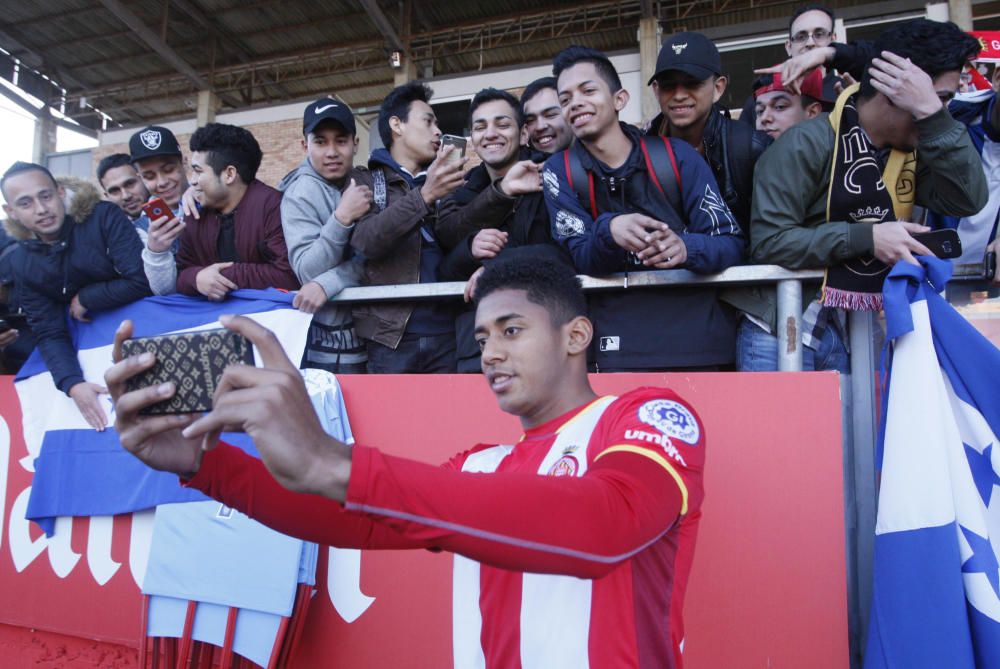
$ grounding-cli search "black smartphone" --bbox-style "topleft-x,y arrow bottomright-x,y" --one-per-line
121,328 -> 255,415
440,134 -> 467,163
986,250 -> 997,280
912,229 -> 962,260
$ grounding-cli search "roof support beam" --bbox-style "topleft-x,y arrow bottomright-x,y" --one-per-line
358,0 -> 407,52
96,0 -> 208,88
170,0 -> 292,98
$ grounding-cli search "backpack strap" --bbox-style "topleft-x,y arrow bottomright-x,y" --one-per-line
639,136 -> 682,214
564,148 -> 597,219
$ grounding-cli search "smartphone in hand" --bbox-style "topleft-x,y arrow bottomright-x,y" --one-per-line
441,134 -> 467,164
142,197 -> 172,221
121,328 -> 255,415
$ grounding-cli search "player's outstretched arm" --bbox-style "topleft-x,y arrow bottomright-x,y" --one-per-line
181,315 -> 355,500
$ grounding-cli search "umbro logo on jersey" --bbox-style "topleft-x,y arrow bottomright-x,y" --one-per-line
624,429 -> 688,467
672,43 -> 688,55
140,129 -> 162,150
315,103 -> 339,113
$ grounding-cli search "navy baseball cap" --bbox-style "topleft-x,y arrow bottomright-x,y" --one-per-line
649,32 -> 722,84
129,126 -> 182,162
303,98 -> 357,136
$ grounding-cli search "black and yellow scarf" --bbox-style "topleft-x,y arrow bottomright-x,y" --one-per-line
823,83 -> 916,311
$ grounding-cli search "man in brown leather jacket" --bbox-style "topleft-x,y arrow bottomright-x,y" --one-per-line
350,82 -> 526,373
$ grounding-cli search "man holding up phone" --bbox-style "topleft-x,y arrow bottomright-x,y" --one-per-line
350,82 -> 512,373
131,125 -> 189,294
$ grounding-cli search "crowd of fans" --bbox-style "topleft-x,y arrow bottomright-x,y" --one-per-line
0,4 -> 996,429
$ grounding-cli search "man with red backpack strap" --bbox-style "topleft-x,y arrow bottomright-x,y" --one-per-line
543,45 -> 745,372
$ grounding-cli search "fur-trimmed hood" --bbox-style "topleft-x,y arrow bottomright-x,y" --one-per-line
3,176 -> 102,241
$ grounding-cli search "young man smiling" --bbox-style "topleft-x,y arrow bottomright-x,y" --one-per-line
96,153 -> 150,224
2,161 -> 150,430
520,76 -> 574,155
151,123 -> 299,298
648,32 -> 770,232
131,125 -> 189,294
278,98 -> 371,373
437,87 -> 558,371
107,252 -> 705,669
351,82 -> 520,373
544,45 -> 744,371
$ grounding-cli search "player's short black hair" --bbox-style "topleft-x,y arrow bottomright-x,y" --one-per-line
378,81 -> 434,149
189,123 -> 263,183
788,4 -> 835,33
1,161 -> 58,200
469,87 -> 522,128
860,19 -> 980,99
96,153 -> 134,184
520,77 -> 558,116
552,45 -> 623,93
474,248 -> 586,326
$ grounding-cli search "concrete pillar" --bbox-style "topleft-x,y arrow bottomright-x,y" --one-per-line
925,2 -> 949,23
638,16 -> 662,122
32,109 -> 57,165
196,90 -> 219,127
946,0 -> 973,30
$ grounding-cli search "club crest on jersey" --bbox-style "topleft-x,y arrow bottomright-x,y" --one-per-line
547,454 -> 579,477
140,129 -> 162,150
638,399 -> 700,445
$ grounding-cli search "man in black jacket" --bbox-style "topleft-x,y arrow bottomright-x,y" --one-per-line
647,31 -> 771,235
1,162 -> 150,429
438,86 -> 565,371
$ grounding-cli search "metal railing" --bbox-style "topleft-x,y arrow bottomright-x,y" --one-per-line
329,264 -> 826,372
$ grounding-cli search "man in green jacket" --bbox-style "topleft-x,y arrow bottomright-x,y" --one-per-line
732,19 -> 986,371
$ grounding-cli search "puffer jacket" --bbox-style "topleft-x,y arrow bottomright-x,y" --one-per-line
4,177 -> 150,393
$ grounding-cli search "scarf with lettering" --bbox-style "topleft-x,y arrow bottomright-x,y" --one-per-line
823,83 -> 916,311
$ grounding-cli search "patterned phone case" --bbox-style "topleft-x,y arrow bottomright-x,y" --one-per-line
121,329 -> 255,415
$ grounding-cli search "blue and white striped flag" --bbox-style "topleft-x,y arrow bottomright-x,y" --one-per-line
16,289 -> 312,536
865,257 -> 1000,668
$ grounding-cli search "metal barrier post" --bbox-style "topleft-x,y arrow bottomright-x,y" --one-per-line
775,279 -> 803,371
845,309 -> 880,669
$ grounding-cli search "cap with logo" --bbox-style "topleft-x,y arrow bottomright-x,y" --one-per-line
649,32 -> 722,84
303,98 -> 356,136
754,67 -> 826,102
129,125 -> 182,163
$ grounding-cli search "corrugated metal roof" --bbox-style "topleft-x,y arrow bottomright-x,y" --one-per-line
0,0 -> 926,128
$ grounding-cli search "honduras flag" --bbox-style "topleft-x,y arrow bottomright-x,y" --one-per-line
865,257 -> 1000,668
16,290 -> 312,536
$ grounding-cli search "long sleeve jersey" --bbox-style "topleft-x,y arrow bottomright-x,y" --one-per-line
186,386 -> 706,668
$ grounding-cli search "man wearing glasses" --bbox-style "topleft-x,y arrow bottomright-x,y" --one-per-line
787,4 -> 837,57
742,4 -> 840,126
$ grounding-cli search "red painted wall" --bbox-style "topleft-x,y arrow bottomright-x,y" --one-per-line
0,372 -> 849,668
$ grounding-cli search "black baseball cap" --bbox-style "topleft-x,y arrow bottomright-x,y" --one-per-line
129,125 -> 182,163
303,98 -> 356,136
649,32 -> 722,84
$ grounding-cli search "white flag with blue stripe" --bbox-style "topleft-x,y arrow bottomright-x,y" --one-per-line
15,289 -> 312,535
865,257 -> 1000,668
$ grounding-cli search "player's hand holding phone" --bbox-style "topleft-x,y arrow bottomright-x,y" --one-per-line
421,139 -> 467,205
